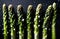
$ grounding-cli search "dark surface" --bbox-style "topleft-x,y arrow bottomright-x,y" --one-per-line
0,0 -> 60,39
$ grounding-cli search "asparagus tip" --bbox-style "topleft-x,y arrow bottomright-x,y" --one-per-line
3,4 -> 6,10
47,5 -> 52,11
36,4 -> 42,11
53,2 -> 56,10
8,4 -> 13,9
3,4 -> 6,7
17,5 -> 23,11
28,5 -> 33,11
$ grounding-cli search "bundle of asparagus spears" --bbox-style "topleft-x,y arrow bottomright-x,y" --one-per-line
2,2 -> 57,39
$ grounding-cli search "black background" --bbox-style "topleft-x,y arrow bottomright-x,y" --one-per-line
0,0 -> 60,39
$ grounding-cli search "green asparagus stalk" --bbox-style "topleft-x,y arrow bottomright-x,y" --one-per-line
27,5 -> 33,39
34,4 -> 42,39
42,5 -> 52,39
2,4 -> 8,39
52,2 -> 57,39
8,4 -> 16,39
17,5 -> 24,39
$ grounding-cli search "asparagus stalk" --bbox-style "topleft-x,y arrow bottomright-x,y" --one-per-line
17,5 -> 24,39
27,5 -> 33,39
8,4 -> 16,39
42,5 -> 52,39
34,4 -> 42,39
2,4 -> 8,39
52,2 -> 57,39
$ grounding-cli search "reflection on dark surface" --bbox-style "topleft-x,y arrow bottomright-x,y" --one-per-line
0,0 -> 60,39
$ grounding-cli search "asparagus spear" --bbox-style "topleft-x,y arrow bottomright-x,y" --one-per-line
17,5 -> 24,39
27,5 -> 33,39
42,5 -> 52,39
52,2 -> 57,39
8,4 -> 16,39
34,4 -> 42,39
2,4 -> 8,39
